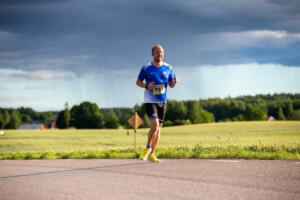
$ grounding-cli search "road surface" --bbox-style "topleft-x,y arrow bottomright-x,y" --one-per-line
0,159 -> 299,200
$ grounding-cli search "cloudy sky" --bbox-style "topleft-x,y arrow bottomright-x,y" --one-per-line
1,0 -> 300,111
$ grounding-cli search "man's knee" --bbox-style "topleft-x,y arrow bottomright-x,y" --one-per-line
151,120 -> 160,132
159,122 -> 163,128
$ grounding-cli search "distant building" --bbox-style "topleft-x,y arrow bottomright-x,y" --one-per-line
267,116 -> 276,121
19,121 -> 45,130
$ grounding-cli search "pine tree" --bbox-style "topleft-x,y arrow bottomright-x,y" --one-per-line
57,103 -> 71,129
277,107 -> 286,120
287,103 -> 294,120
64,102 -> 71,127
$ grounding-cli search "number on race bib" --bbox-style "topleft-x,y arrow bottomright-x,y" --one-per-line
153,84 -> 165,95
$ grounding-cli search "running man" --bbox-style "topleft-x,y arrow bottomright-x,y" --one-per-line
136,44 -> 179,162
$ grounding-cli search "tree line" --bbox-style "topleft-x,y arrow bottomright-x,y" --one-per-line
0,93 -> 300,129
0,107 -> 57,129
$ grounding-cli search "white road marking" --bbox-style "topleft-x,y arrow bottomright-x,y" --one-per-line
212,160 -> 240,163
295,162 -> 300,165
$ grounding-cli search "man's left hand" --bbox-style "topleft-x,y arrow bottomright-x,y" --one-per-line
169,74 -> 179,88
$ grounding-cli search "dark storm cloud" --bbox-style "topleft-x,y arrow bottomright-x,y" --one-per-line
0,0 -> 300,77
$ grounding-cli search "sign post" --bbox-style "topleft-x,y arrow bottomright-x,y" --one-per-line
127,112 -> 143,151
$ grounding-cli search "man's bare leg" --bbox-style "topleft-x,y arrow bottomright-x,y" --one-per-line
140,119 -> 159,160
150,123 -> 163,153
147,119 -> 160,146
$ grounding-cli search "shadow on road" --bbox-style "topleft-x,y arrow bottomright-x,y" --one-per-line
0,161 -> 149,179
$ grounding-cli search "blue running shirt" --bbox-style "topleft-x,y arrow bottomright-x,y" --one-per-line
138,62 -> 174,103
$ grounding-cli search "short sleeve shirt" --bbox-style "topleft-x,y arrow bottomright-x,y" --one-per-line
138,62 -> 174,103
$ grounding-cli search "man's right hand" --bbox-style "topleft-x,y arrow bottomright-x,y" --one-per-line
147,82 -> 155,90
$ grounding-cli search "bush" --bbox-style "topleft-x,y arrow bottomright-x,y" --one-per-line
220,118 -> 231,122
244,106 -> 267,121
200,110 -> 215,123
163,120 -> 173,127
105,114 -> 120,129
70,102 -> 103,129
174,119 -> 191,126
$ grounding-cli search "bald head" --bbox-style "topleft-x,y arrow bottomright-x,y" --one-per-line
152,44 -> 164,64
152,44 -> 164,54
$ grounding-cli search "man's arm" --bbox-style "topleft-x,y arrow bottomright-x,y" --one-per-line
136,79 -> 155,90
136,79 -> 147,88
169,74 -> 179,88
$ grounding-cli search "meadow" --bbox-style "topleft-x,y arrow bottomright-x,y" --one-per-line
0,121 -> 300,160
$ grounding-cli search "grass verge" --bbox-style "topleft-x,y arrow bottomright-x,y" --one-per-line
1,144 -> 299,160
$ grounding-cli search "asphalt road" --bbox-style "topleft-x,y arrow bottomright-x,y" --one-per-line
0,159 -> 299,200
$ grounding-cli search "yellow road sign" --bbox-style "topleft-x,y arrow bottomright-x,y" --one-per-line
127,112 -> 143,130
127,112 -> 143,151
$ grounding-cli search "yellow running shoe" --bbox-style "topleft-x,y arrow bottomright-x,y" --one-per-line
148,153 -> 160,163
140,148 -> 151,160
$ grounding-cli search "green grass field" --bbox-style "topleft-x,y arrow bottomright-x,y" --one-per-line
0,121 -> 300,160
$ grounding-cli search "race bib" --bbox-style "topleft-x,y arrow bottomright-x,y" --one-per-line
153,84 -> 165,95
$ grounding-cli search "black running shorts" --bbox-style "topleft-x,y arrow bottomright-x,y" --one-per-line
145,103 -> 167,123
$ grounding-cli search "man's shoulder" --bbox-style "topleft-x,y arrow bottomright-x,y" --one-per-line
142,62 -> 152,70
163,62 -> 173,70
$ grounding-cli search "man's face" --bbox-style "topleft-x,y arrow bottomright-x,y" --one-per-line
152,47 -> 164,63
